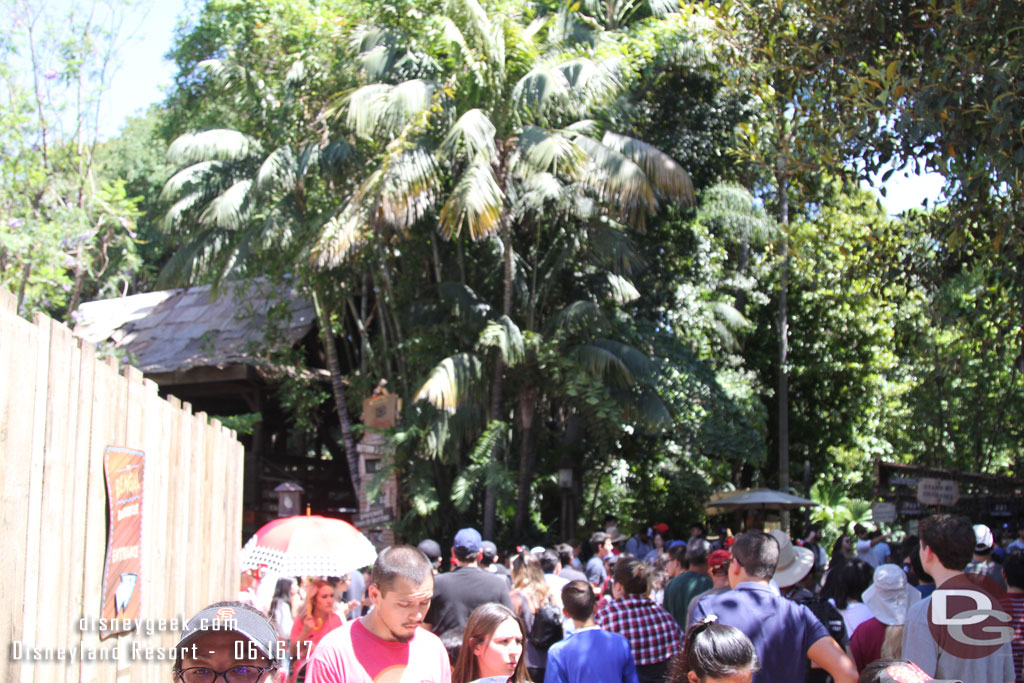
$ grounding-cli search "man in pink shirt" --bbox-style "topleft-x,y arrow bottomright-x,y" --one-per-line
306,545 -> 451,683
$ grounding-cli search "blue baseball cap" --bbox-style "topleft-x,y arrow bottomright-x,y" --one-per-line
454,528 -> 483,556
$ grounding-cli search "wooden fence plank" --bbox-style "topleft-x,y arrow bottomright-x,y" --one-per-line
34,320 -> 76,683
1,298 -> 245,683
0,308 -> 40,683
21,313 -> 53,683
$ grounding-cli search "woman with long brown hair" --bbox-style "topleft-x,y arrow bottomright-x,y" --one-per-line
510,552 -> 554,682
453,602 -> 531,683
288,578 -> 342,682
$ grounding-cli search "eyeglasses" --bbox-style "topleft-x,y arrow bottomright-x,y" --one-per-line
177,665 -> 276,683
729,555 -> 744,568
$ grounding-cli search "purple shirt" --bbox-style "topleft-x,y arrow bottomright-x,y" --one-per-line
692,582 -> 830,683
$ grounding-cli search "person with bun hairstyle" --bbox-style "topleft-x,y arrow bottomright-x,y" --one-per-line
692,531 -> 857,683
668,616 -> 759,683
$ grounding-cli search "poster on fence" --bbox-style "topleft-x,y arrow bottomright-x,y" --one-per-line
99,446 -> 145,640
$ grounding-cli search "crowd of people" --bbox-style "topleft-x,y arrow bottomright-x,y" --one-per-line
171,514 -> 1024,683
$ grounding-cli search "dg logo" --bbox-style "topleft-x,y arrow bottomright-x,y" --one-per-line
927,573 -> 1013,658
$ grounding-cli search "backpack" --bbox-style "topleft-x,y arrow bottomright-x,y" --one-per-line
528,598 -> 564,651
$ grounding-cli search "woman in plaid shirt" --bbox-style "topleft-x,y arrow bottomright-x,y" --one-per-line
595,556 -> 684,683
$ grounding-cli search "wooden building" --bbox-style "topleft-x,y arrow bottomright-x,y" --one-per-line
74,279 -> 359,538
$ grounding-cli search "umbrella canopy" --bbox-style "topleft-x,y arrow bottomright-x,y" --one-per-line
705,488 -> 818,515
241,515 -> 378,578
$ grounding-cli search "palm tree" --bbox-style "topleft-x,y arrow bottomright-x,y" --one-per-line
314,0 -> 693,537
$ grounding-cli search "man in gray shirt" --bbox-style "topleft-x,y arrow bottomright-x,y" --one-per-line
902,514 -> 1014,683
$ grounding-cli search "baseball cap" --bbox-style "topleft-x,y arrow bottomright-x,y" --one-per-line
863,660 -> 961,683
175,603 -> 280,664
974,524 -> 994,552
418,539 -> 442,565
480,540 -> 498,557
667,540 -> 687,550
708,549 -> 731,571
453,527 -> 483,555
652,523 -> 669,534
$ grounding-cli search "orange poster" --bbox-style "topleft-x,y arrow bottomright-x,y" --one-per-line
99,446 -> 145,640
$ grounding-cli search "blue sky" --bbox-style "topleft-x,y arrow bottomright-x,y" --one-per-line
101,1 -> 943,215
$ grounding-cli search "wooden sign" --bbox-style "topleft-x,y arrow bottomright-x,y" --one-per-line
99,446 -> 145,640
871,502 -> 897,523
917,478 -> 959,506
361,387 -> 400,429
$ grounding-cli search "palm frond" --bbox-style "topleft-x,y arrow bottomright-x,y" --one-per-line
451,420 -> 510,510
373,146 -> 442,229
160,161 -> 225,201
573,134 -> 657,225
588,216 -> 645,273
312,204 -> 370,266
198,179 -> 252,230
162,191 -> 206,231
444,0 -> 504,72
558,57 -> 621,109
285,59 -> 306,86
336,79 -> 436,140
547,300 -> 609,335
514,126 -> 586,176
414,352 -> 484,413
167,129 -> 259,165
441,109 -> 498,165
438,281 -> 492,321
601,132 -> 694,205
256,146 -> 297,195
591,337 -> 656,378
319,139 -> 356,177
438,161 -> 504,240
572,342 -> 634,387
625,386 -> 673,431
605,272 -> 640,304
512,64 -> 570,121
477,315 -> 525,366
519,172 -> 566,211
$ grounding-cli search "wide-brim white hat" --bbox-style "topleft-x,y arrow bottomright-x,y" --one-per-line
769,529 -> 815,587
862,563 -> 921,625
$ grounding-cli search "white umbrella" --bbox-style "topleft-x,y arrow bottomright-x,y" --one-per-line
240,515 -> 378,577
705,488 -> 818,516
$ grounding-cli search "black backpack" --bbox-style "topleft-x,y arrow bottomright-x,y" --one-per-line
528,598 -> 564,651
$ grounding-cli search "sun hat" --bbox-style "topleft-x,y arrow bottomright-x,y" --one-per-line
175,603 -> 281,664
862,563 -> 922,626
769,529 -> 814,587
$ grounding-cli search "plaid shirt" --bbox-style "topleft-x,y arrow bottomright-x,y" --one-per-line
594,594 -> 683,666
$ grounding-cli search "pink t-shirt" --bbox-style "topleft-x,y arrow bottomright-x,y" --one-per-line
306,618 -> 452,683
291,612 -> 344,681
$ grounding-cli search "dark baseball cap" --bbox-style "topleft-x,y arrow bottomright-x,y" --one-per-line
418,539 -> 442,565
175,603 -> 280,664
481,540 -> 498,557
454,527 -> 482,555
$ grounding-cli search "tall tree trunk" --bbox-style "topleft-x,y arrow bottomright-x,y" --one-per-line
776,162 -> 791,532
513,386 -> 537,538
313,290 -> 360,498
483,224 -> 514,540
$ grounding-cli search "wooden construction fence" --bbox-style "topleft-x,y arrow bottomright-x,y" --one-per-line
0,289 -> 245,683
